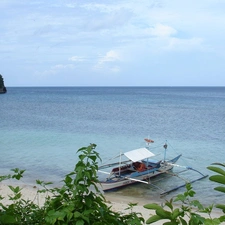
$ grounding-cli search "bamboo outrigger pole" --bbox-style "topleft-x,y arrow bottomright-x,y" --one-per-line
160,174 -> 208,196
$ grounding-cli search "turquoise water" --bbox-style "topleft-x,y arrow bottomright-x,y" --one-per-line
1,87 -> 225,204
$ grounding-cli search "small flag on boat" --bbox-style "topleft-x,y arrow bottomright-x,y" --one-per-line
144,138 -> 154,143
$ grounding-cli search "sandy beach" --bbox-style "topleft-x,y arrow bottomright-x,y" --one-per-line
104,192 -> 225,224
0,182 -> 224,224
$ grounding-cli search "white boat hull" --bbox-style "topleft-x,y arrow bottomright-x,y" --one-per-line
100,163 -> 173,191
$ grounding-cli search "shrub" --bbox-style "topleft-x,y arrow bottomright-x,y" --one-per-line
0,144 -> 144,224
208,163 -> 225,221
144,163 -> 225,225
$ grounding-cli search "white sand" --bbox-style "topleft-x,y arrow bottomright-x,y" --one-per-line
0,182 -> 224,224
104,193 -> 225,224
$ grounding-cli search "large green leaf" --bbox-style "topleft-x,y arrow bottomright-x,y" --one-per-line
179,217 -> 188,225
214,186 -> 225,193
0,214 -> 17,224
171,208 -> 182,219
207,166 -> 225,176
76,220 -> 84,225
145,215 -> 161,224
215,204 -> 225,213
163,222 -> 179,225
209,175 -> 225,184
144,203 -> 163,210
211,163 -> 225,167
165,199 -> 173,210
156,208 -> 172,219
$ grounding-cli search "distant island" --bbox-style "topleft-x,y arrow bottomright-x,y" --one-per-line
0,74 -> 7,94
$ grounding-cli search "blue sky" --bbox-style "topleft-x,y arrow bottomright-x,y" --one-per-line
1,0 -> 225,86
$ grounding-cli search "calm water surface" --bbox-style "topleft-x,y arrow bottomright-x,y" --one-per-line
1,87 -> 224,204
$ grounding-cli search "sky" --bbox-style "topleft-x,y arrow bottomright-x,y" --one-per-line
1,0 -> 225,87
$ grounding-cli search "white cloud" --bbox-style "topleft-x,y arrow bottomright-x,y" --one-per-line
54,64 -> 74,69
81,3 -> 122,13
164,37 -> 204,51
65,3 -> 77,8
68,56 -> 84,62
110,66 -> 120,73
94,50 -> 121,73
98,50 -> 121,64
39,64 -> 75,76
150,23 -> 177,37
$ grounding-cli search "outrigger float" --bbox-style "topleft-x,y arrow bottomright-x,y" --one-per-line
98,139 -> 208,195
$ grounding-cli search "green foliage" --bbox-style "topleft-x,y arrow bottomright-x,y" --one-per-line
0,74 -> 6,92
144,183 -> 222,225
0,144 -> 145,224
0,168 -> 25,183
0,74 -> 4,88
0,169 -> 44,224
0,74 -> 6,90
208,163 -> 225,215
144,163 -> 225,224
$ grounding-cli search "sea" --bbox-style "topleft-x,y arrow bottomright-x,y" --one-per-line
1,87 -> 225,206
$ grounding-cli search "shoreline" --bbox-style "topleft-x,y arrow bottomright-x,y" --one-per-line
1,182 -> 224,224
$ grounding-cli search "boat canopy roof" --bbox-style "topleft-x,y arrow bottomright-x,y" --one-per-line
124,148 -> 155,162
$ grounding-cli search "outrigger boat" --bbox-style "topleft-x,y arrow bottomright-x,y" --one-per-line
98,139 -> 208,195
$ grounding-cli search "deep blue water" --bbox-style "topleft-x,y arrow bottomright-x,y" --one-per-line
1,87 -> 225,204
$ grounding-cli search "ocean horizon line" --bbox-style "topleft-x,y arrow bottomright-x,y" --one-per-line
4,85 -> 225,88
